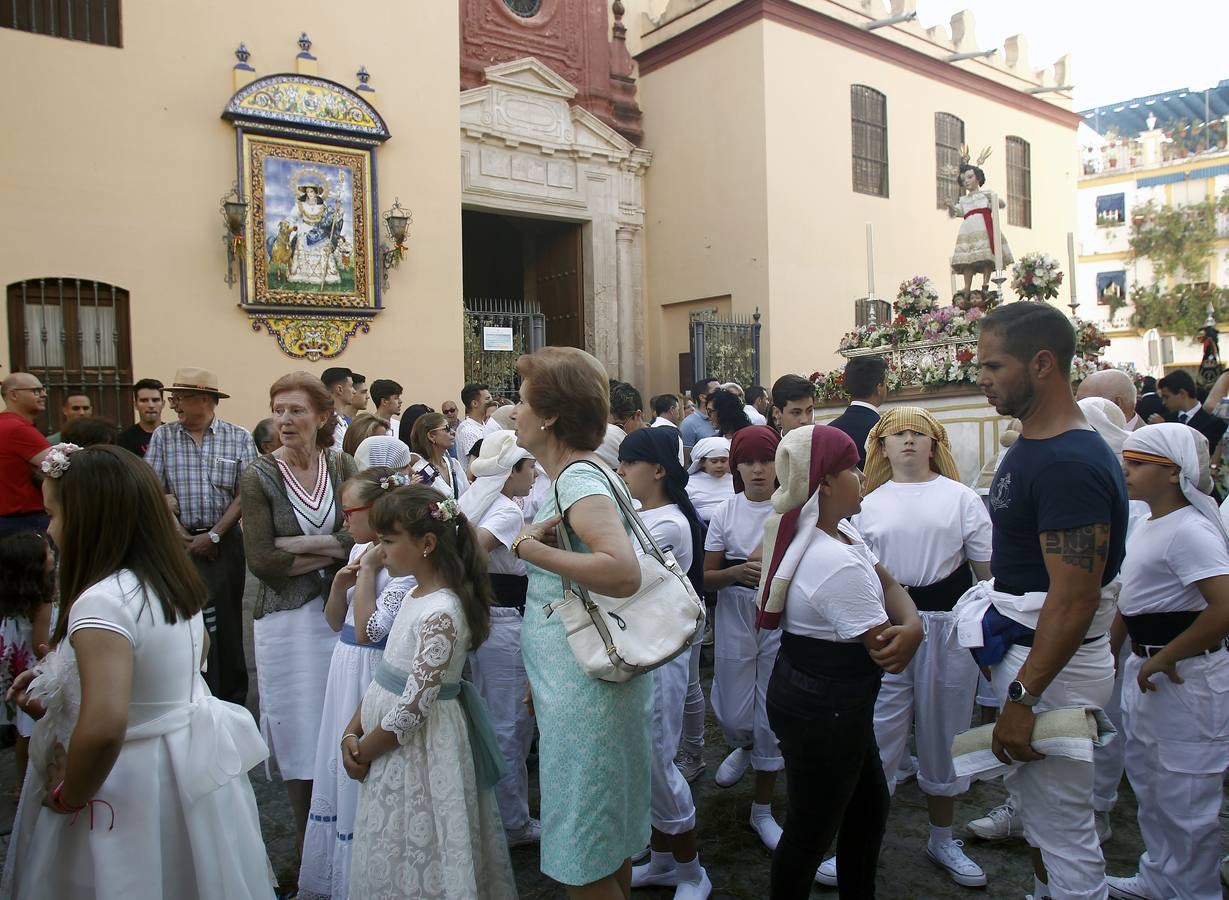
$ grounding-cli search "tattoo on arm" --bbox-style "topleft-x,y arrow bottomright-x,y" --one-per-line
1041,525 -> 1108,573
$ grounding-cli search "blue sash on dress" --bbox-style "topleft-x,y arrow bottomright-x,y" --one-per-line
339,623 -> 387,651
372,660 -> 506,789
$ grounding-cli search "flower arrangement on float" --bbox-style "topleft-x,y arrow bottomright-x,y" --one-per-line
894,276 -> 940,317
809,274 -> 1112,402
1010,252 -> 1065,301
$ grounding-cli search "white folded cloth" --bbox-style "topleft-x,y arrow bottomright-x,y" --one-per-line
951,706 -> 1117,780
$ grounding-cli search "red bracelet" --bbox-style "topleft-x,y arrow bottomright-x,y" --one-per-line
50,782 -> 85,814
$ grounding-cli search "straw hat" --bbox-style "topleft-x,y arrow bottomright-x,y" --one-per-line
170,367 -> 229,399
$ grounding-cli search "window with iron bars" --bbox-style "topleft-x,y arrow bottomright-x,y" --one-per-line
935,112 -> 965,210
851,85 -> 888,198
2,0 -> 121,47
6,278 -> 134,433
1006,136 -> 1032,228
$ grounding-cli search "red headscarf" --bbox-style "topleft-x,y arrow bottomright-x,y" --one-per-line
728,425 -> 781,494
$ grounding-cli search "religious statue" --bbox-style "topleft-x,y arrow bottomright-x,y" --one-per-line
946,146 -> 1013,307
286,169 -> 342,288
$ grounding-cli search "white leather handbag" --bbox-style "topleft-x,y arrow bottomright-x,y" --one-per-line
544,460 -> 706,683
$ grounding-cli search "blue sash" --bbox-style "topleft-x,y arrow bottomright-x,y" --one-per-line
339,623 -> 387,651
371,660 -> 506,789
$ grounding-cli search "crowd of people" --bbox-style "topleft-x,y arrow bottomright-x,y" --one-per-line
1,304 -> 1229,900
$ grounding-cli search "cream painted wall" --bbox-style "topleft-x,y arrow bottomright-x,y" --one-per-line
637,22 -> 771,396
0,3 -> 462,431
760,19 -> 1078,381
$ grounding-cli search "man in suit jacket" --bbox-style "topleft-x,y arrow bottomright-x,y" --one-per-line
1135,376 -> 1173,424
1157,369 -> 1227,455
827,356 -> 887,467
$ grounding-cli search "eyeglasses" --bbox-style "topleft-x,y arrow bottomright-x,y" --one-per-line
11,387 -> 46,395
342,503 -> 373,523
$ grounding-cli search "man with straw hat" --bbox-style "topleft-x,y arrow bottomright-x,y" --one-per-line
145,366 -> 257,705
816,407 -> 992,888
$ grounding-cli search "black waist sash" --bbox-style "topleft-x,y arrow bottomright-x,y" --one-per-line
779,630 -> 880,679
905,564 -> 975,613
489,573 -> 528,613
1122,610 -> 1201,647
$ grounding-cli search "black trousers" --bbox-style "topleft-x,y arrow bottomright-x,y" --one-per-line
192,528 -> 249,705
767,633 -> 888,900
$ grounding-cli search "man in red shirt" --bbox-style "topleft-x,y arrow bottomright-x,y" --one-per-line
0,372 -> 52,536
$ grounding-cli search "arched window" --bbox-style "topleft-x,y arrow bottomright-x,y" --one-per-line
1006,136 -> 1032,228
7,278 -> 134,431
851,85 -> 888,197
935,112 -> 965,209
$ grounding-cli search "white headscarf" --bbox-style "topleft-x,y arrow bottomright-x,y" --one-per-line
458,429 -> 533,524
355,435 -> 412,471
1123,423 -> 1228,543
1078,396 -> 1129,458
595,423 -> 626,470
687,436 -> 732,474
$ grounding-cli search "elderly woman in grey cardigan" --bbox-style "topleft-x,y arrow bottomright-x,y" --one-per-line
241,371 -> 357,876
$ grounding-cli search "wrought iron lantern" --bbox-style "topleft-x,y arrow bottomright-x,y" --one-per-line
381,198 -> 412,288
220,184 -> 247,288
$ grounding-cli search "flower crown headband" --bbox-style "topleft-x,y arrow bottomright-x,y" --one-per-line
430,497 -> 462,523
378,472 -> 411,492
40,443 -> 83,479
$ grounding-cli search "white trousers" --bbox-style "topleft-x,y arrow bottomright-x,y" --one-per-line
711,585 -> 783,771
875,610 -> 978,797
679,640 -> 705,757
1092,640 -> 1128,813
992,638 -> 1114,900
1122,649 -> 1229,900
649,651 -> 697,833
469,607 -> 535,831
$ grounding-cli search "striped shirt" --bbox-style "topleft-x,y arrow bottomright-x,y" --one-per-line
146,418 -> 257,530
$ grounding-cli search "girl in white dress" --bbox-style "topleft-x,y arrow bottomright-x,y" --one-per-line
2,444 -> 272,900
299,468 -> 415,899
341,484 -> 515,899
949,162 -> 1014,301
685,437 -> 734,525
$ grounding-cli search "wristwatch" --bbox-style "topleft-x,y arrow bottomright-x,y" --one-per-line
207,530 -> 222,544
1007,679 -> 1040,707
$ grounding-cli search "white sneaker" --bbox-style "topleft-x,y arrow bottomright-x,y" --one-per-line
674,868 -> 713,900
1105,874 -> 1157,899
814,856 -> 838,887
714,747 -> 750,787
966,801 -> 1023,841
1094,810 -> 1113,845
926,838 -> 988,888
505,818 -> 542,847
750,811 -> 783,852
675,750 -> 707,784
631,860 -> 679,888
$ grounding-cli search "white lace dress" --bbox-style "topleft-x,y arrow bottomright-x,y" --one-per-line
1,570 -> 273,899
299,542 -> 413,900
349,589 -> 515,900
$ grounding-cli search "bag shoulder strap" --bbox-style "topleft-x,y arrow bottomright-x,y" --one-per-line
551,460 -> 671,576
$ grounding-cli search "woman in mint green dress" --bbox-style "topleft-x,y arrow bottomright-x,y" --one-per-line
509,348 -> 653,897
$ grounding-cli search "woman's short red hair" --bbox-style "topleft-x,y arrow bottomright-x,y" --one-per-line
516,347 -> 609,451
269,371 -> 337,450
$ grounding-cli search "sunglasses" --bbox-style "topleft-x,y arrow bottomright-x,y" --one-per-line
342,503 -> 373,523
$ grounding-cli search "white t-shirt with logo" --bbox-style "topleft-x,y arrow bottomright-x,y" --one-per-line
1119,505 -> 1229,616
852,476 -> 991,587
783,519 -> 888,643
638,504 -> 694,574
476,493 -> 528,577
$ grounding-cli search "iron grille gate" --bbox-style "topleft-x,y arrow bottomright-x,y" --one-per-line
462,297 -> 545,400
689,308 -> 762,389
6,278 -> 134,433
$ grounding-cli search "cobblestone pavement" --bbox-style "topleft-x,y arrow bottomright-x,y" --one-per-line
1,573 -> 1226,899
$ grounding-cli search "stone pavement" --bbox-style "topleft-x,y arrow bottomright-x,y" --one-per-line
0,572 -> 1225,899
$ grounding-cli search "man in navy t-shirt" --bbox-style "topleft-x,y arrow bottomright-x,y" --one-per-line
976,301 -> 1126,900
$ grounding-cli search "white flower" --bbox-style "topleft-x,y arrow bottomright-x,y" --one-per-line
39,443 -> 82,479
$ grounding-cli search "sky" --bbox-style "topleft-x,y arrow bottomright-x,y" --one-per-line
917,0 -> 1227,111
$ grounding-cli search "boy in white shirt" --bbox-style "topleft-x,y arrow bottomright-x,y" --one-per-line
1108,424 -> 1229,900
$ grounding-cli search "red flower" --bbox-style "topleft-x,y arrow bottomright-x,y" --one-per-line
956,348 -> 975,364
809,372 -> 821,382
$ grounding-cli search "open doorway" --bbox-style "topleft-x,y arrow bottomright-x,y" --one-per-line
462,210 -> 584,348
